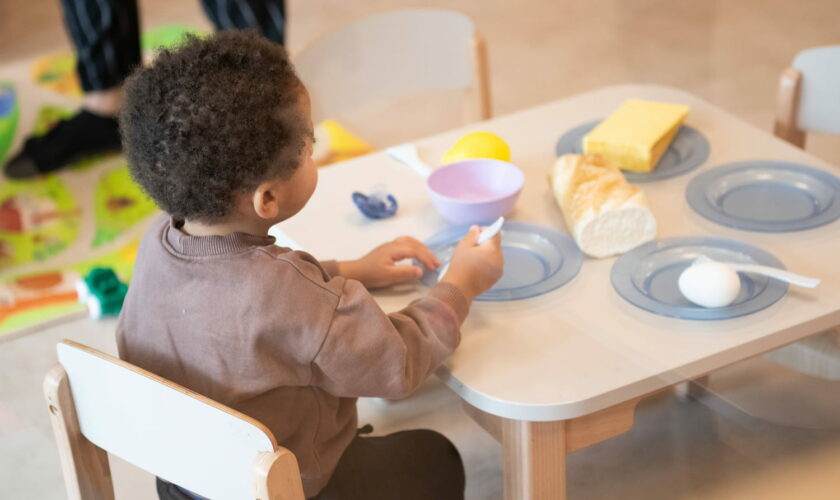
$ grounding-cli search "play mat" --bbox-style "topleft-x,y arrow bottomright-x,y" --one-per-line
0,25 -> 372,339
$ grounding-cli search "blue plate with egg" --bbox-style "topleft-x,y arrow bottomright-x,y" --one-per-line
419,221 -> 583,301
555,120 -> 710,183
611,236 -> 788,320
686,161 -> 840,232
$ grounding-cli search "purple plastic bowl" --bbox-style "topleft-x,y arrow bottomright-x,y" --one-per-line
427,159 -> 525,224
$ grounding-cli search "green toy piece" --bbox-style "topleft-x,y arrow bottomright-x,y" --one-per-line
75,267 -> 128,319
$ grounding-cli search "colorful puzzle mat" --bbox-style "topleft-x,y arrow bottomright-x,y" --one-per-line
0,24 -> 209,338
0,100 -> 153,339
0,25 -> 373,339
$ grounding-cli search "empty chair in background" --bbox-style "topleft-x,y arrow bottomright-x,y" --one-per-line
774,45 -> 840,148
294,9 -> 491,149
769,44 -> 840,400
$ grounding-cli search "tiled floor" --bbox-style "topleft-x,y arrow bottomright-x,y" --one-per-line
2,1 -> 840,499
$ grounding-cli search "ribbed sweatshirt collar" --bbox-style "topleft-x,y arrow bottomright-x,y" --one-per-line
163,217 -> 275,257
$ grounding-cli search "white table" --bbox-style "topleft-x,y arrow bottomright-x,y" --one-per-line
280,84 -> 840,499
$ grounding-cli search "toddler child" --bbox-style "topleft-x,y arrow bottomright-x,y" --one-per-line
117,30 -> 503,500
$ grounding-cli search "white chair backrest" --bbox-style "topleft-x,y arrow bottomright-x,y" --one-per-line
792,45 -> 840,134
294,9 -> 476,121
56,340 -> 276,500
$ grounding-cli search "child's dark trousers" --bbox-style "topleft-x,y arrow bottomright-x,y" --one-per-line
156,427 -> 466,500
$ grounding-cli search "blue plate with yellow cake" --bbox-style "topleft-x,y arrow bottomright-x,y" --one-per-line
555,120 -> 710,183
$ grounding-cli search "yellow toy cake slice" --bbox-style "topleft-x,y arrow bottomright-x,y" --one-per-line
583,99 -> 690,173
311,119 -> 372,167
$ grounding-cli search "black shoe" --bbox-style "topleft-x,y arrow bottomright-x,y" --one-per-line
4,110 -> 121,179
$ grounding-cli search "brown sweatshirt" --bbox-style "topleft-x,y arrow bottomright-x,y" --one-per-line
116,216 -> 468,497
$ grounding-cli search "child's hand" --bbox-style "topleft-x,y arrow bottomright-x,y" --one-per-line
441,226 -> 504,299
337,237 -> 440,289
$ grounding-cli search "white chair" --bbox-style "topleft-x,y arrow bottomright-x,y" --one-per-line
293,9 -> 492,126
774,45 -> 840,148
44,339 -> 304,500
769,46 -> 840,419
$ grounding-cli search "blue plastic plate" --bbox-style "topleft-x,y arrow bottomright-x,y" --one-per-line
686,161 -> 840,232
420,221 -> 583,301
555,120 -> 710,183
611,237 -> 788,320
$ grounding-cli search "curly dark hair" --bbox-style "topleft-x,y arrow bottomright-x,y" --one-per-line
120,30 -> 307,221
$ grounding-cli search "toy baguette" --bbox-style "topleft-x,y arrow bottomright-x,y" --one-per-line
549,154 -> 657,258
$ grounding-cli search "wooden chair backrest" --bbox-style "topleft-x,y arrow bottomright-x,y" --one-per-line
293,8 -> 491,124
774,45 -> 840,147
44,339 -> 304,500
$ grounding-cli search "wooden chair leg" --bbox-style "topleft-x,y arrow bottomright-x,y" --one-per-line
502,418 -> 566,500
472,32 -> 493,121
773,67 -> 806,148
253,447 -> 305,500
43,365 -> 114,500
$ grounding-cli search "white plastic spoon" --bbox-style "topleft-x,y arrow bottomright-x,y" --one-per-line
695,256 -> 820,288
386,143 -> 433,178
437,217 -> 505,282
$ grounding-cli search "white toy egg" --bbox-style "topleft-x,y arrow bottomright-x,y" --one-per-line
678,261 -> 741,308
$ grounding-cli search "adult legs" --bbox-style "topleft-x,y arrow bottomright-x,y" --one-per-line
3,0 -> 287,179
200,0 -> 286,45
4,0 -> 139,178
61,0 -> 142,97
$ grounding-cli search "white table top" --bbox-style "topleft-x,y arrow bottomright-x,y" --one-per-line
279,84 -> 840,422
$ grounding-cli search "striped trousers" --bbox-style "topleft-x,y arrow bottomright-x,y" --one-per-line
59,0 -> 286,92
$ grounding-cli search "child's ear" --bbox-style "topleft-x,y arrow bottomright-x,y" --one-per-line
251,180 -> 283,220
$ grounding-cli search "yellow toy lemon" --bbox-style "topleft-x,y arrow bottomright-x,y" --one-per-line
441,132 -> 510,165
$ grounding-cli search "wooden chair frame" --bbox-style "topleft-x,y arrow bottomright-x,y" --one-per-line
471,32 -> 493,121
773,67 -> 806,148
44,341 -> 304,500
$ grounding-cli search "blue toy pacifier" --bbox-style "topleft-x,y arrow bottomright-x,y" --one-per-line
352,188 -> 398,219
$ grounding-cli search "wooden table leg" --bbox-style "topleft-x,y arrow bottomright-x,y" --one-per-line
502,418 -> 566,500
462,395 -> 645,500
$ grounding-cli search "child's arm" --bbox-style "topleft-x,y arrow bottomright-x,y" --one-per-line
309,279 -> 468,399
331,237 -> 440,289
310,227 -> 502,399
